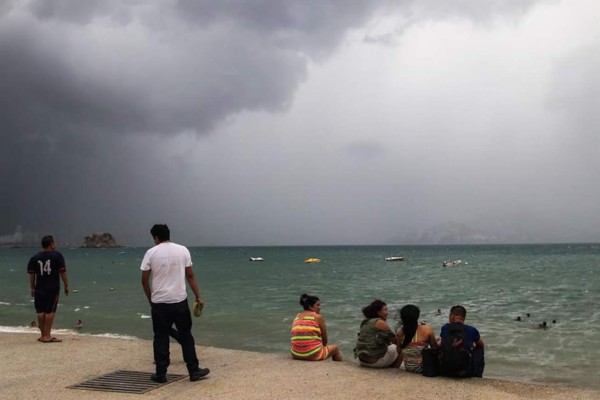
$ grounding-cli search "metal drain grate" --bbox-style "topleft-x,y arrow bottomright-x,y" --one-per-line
68,370 -> 186,394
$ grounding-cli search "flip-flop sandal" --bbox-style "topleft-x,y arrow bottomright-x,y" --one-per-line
193,300 -> 204,317
41,337 -> 62,343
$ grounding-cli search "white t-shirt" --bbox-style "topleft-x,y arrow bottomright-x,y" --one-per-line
140,242 -> 193,304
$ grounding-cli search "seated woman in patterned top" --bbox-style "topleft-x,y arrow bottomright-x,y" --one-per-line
290,293 -> 342,361
396,304 -> 438,373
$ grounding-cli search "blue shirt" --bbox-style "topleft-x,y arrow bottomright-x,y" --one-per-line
440,322 -> 481,349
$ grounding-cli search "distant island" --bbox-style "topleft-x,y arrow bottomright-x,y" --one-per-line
80,232 -> 121,248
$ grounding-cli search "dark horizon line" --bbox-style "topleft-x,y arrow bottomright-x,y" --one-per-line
4,241 -> 599,249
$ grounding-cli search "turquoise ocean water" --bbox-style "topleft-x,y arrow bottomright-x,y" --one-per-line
1,244 -> 598,390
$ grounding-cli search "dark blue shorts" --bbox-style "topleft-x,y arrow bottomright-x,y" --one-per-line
34,289 -> 60,314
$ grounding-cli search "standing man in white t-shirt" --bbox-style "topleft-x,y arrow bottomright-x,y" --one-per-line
141,224 -> 210,383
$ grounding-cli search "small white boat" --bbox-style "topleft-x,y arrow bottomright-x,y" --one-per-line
249,257 -> 264,262
442,259 -> 462,267
385,256 -> 404,262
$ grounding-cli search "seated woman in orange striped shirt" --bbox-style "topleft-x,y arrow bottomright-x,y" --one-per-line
290,293 -> 342,361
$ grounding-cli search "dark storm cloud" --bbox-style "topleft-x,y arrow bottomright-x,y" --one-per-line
0,1 -> 389,144
0,0 -> 542,144
175,0 -> 387,60
3,0 -> 572,246
28,0 -> 132,24
1,0 -> 393,242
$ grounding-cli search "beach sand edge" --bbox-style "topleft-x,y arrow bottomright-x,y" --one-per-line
1,332 -> 598,400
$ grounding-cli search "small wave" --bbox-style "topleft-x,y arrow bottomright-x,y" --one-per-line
74,308 -> 81,312
0,326 -> 138,340
0,302 -> 11,306
83,332 -> 138,340
140,314 -> 151,319
0,326 -> 75,336
0,326 -> 38,334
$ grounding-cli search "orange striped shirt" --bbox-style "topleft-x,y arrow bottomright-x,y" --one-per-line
291,312 -> 323,358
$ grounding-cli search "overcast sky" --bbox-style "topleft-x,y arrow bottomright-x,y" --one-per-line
1,0 -> 599,246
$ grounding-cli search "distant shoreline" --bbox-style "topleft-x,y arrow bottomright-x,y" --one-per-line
3,242 -> 600,249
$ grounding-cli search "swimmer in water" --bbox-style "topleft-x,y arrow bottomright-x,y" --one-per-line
538,321 -> 547,329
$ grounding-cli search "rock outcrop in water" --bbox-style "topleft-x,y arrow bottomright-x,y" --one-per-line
80,232 -> 121,248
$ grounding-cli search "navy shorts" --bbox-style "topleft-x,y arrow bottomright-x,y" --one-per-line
34,289 -> 60,314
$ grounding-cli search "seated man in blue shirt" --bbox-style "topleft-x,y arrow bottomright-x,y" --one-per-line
438,305 -> 485,377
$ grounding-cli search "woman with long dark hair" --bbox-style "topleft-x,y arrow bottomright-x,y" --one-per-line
396,304 -> 438,373
354,299 -> 401,368
290,293 -> 342,361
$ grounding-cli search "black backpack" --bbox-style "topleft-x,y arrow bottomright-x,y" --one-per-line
439,324 -> 472,378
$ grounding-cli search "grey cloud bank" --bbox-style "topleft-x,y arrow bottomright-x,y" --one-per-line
1,0 -> 598,246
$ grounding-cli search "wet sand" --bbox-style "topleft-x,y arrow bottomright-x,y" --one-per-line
1,332 -> 599,400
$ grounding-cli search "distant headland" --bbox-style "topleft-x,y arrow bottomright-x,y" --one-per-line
80,232 -> 121,248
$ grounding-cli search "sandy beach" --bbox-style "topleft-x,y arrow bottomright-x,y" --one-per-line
1,332 -> 598,400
